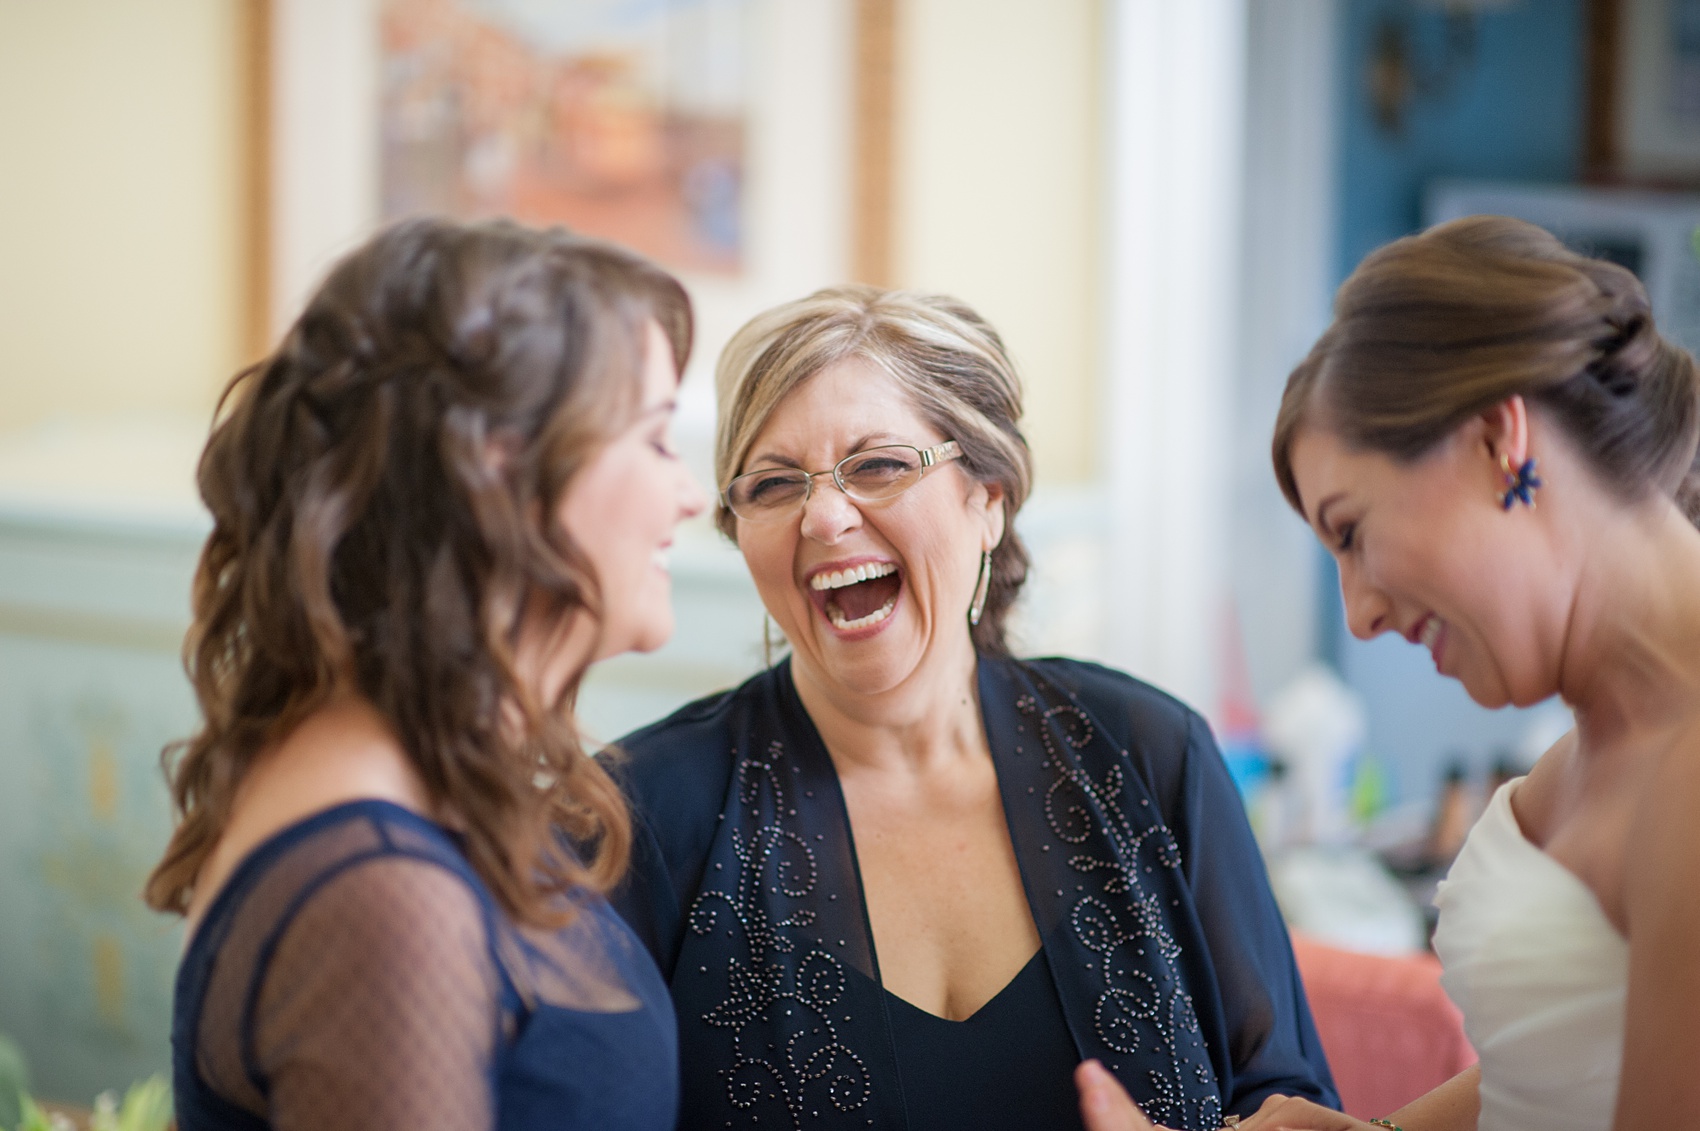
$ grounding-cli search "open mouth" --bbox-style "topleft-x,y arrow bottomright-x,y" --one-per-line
808,561 -> 903,633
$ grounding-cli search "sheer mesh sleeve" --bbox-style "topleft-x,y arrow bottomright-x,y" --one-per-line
179,803 -> 679,1131
201,853 -> 502,1131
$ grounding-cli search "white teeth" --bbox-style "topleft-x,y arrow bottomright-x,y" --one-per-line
828,596 -> 897,631
1421,617 -> 1443,652
809,561 -> 897,591
652,548 -> 670,573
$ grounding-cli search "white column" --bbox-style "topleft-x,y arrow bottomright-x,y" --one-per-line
269,0 -> 381,339
1234,0 -> 1339,701
1099,0 -> 1249,713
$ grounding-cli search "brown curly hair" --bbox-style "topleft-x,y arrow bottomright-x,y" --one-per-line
144,217 -> 692,925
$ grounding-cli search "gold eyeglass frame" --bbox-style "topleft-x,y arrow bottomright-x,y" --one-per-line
722,440 -> 963,523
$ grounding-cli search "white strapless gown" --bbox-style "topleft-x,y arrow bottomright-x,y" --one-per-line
1432,779 -> 1628,1131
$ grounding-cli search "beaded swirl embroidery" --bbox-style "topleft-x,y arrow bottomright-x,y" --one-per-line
686,742 -> 871,1129
1020,690 -> 1223,1131
679,667 -> 1226,1130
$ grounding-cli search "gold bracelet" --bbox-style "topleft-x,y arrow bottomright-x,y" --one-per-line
1369,1121 -> 1403,1131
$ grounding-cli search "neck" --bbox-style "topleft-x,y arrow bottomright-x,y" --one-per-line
789,634 -> 988,776
1557,496 -> 1700,747
520,606 -> 601,708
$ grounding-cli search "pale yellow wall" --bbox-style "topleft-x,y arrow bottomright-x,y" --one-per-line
0,0 -> 246,434
892,0 -> 1100,485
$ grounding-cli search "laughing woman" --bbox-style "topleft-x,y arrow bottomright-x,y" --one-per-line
611,286 -> 1337,1131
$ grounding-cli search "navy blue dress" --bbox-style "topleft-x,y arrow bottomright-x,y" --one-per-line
172,800 -> 679,1131
612,656 -> 1337,1131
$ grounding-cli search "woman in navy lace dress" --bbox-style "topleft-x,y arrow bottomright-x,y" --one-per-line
145,218 -> 706,1130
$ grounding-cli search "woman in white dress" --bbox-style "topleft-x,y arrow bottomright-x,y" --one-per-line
1074,214 -> 1700,1131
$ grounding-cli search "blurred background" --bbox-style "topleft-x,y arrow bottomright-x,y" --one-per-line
0,0 -> 1694,1111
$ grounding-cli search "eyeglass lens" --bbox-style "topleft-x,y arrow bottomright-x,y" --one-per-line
727,445 -> 928,518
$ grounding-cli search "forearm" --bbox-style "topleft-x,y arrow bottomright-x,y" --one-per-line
1385,1065 -> 1479,1131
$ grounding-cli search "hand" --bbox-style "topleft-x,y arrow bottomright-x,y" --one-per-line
1075,1060 -> 1167,1131
1235,1094 -> 1376,1131
1075,1062 -> 1375,1131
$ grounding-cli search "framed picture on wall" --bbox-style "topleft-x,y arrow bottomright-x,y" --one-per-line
378,0 -> 751,276
261,0 -> 861,401
1589,0 -> 1700,183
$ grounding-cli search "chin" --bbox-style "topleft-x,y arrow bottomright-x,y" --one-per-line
1462,683 -> 1515,710
1458,668 -> 1526,711
630,617 -> 675,655
592,616 -> 674,662
812,633 -> 927,698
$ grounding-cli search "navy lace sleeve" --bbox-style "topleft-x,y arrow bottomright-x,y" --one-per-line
1177,708 -> 1337,1109
609,693 -> 738,972
172,801 -> 679,1131
1044,659 -> 1339,1114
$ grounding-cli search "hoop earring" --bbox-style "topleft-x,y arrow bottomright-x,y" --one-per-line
968,550 -> 992,627
1499,455 -> 1542,510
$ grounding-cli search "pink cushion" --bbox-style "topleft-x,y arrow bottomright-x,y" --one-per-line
1291,933 -> 1477,1120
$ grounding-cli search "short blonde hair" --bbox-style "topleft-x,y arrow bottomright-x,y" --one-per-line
715,284 -> 1034,656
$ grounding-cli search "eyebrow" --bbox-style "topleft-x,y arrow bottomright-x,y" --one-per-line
1313,493 -> 1346,539
744,431 -> 907,470
638,400 -> 677,421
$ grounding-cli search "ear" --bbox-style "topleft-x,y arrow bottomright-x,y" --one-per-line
1479,395 -> 1530,471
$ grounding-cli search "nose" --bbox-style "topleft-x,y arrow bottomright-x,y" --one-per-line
797,475 -> 862,544
1338,556 -> 1390,640
677,462 -> 709,520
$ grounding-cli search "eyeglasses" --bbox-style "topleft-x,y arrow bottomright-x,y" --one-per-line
723,441 -> 963,523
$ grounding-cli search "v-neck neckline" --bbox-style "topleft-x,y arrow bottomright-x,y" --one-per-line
880,944 -> 1048,1024
774,658 -> 1050,1002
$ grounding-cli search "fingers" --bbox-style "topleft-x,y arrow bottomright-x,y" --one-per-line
1073,1067 -> 1360,1131
1075,1060 -> 1160,1131
1232,1093 -> 1295,1131
1231,1093 -> 1367,1131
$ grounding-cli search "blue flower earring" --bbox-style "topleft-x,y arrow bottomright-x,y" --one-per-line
1499,455 -> 1542,510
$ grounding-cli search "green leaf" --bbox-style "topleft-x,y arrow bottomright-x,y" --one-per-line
16,1094 -> 59,1131
0,1033 -> 26,1131
90,1077 -> 171,1131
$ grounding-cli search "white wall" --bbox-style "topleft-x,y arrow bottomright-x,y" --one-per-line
0,0 -> 247,434
892,0 -> 1100,487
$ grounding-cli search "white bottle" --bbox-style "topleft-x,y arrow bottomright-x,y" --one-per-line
1262,664 -> 1368,846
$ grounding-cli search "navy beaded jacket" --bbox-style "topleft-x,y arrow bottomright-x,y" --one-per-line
611,656 -> 1337,1131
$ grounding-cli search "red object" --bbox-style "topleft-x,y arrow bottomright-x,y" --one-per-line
1216,601 -> 1262,739
1290,933 -> 1477,1120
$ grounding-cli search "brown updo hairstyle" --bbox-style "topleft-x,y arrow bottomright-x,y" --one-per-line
714,285 -> 1033,657
1273,215 -> 1700,525
144,217 -> 692,925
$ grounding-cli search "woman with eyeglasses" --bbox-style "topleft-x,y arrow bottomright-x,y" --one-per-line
148,218 -> 707,1130
610,286 -> 1337,1131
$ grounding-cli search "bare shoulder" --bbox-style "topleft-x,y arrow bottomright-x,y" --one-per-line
1617,712 -> 1700,944
1612,712 -> 1700,1127
186,697 -> 433,931
1629,713 -> 1700,860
